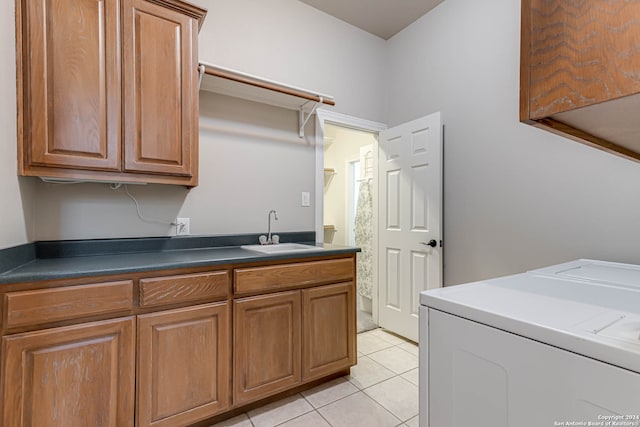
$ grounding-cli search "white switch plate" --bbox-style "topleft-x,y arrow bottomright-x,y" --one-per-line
176,217 -> 190,235
301,192 -> 311,207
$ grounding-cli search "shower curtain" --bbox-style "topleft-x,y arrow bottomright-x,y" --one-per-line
355,180 -> 373,299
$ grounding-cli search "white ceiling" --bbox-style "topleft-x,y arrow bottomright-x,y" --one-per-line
298,0 -> 443,40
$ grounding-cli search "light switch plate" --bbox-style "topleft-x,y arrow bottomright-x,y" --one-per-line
301,192 -> 311,207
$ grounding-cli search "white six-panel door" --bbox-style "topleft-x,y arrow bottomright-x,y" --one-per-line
378,113 -> 442,342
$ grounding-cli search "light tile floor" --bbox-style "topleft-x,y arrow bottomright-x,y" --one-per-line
212,328 -> 419,427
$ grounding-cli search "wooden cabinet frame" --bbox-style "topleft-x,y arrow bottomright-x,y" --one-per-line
520,0 -> 640,162
15,0 -> 206,186
0,253 -> 356,426
232,257 -> 357,405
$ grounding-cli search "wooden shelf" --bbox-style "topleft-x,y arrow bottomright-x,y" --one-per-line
199,62 -> 335,112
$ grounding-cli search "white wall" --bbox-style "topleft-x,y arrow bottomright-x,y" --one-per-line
194,0 -> 387,123
323,125 -> 376,245
385,0 -> 640,285
0,1 -> 34,249
32,93 -> 316,240
23,0 -> 386,242
191,93 -> 316,235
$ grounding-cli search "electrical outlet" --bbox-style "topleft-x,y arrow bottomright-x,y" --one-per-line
301,191 -> 311,207
176,217 -> 190,236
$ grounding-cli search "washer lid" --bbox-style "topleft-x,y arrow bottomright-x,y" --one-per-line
420,259 -> 640,373
531,259 -> 640,291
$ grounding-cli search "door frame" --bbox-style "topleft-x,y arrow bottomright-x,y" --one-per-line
315,109 -> 387,323
346,157 -> 360,246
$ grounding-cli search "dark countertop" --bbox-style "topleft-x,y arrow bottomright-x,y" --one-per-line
0,233 -> 359,285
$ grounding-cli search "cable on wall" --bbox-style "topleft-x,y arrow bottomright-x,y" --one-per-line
113,184 -> 178,227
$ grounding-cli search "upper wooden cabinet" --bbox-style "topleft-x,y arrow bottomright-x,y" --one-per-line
17,0 -> 122,172
122,0 -> 198,177
520,0 -> 640,162
16,0 -> 206,186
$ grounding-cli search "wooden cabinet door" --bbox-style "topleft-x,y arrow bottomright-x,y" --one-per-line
137,302 -> 230,427
302,282 -> 356,381
1,317 -> 135,427
20,0 -> 121,171
523,0 -> 640,120
122,0 -> 198,178
234,291 -> 301,405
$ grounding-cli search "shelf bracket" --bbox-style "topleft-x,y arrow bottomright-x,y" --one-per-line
198,64 -> 205,89
299,97 -> 323,138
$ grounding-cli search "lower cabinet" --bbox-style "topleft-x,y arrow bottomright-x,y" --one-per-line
233,290 -> 301,405
1,317 -> 136,427
137,302 -> 231,427
233,282 -> 356,404
302,282 -> 356,381
0,256 -> 356,426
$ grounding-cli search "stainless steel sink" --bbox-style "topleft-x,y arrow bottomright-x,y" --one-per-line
240,243 -> 322,254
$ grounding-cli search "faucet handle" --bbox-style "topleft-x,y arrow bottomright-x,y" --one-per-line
259,235 -> 268,245
271,235 -> 280,244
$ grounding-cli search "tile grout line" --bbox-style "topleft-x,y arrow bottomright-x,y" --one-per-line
360,377 -> 419,423
270,404 -> 317,427
298,383 -> 349,426
306,383 -> 361,410
355,334 -> 420,425
274,393 -> 315,427
315,407 -> 335,427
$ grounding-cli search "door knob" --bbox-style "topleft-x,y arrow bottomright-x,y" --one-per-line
421,239 -> 437,248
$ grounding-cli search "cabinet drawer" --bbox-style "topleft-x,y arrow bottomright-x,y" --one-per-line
234,258 -> 354,294
4,280 -> 134,329
139,271 -> 229,308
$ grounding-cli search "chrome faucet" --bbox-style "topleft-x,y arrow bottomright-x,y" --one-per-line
267,210 -> 278,244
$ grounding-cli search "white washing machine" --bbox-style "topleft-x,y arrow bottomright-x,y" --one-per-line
419,259 -> 640,427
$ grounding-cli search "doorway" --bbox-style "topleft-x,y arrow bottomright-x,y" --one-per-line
322,123 -> 378,333
316,110 -> 443,343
